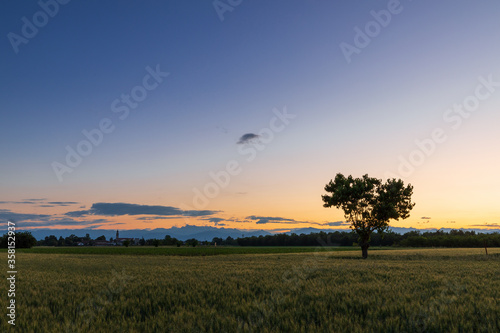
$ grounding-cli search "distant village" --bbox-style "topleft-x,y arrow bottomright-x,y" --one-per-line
91,230 -> 140,246
37,230 -> 150,247
35,230 -> 212,247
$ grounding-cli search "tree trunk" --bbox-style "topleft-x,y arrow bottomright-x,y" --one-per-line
361,242 -> 369,259
360,233 -> 371,259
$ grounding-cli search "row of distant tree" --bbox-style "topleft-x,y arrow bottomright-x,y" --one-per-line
34,234 -> 200,247
2,229 -> 500,249
236,230 -> 500,248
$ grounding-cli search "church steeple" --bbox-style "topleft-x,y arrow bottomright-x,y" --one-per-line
116,230 -> 119,240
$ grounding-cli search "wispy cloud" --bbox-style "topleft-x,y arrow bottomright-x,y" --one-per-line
421,216 -> 432,220
245,215 -> 350,227
18,218 -> 109,228
202,217 -> 226,226
183,210 -> 220,217
47,201 -> 79,206
0,199 -> 78,207
22,198 -> 47,202
65,203 -> 218,218
0,209 -> 51,222
246,215 -> 297,225
469,223 -> 500,228
136,216 -> 179,221
323,221 -> 350,227
65,210 -> 90,217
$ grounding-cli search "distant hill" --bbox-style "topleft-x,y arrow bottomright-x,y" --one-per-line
282,226 -> 500,235
8,225 -> 273,241
1,225 -> 498,241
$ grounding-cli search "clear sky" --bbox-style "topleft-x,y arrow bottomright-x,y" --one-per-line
1,0 -> 499,232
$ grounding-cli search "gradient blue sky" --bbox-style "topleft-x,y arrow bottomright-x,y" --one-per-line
1,0 -> 499,232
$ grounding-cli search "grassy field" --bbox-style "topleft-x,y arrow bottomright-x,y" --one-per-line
12,245 -> 365,256
1,248 -> 499,332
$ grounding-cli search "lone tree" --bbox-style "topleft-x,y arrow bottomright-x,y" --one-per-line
322,173 -> 415,258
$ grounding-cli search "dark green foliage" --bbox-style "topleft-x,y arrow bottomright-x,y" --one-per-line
322,173 -> 415,258
1,231 -> 37,248
211,236 -> 238,246
39,235 -> 58,247
185,238 -> 199,247
399,230 -> 500,248
39,234 -> 91,246
163,235 -> 180,246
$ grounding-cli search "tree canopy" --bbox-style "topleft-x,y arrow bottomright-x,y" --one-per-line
322,173 -> 415,258
1,231 -> 37,248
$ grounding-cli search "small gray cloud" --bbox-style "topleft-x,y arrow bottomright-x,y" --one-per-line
183,210 -> 220,217
323,221 -> 350,227
246,215 -> 300,225
65,210 -> 90,217
0,199 -> 78,207
421,217 -> 431,220
205,217 -> 224,222
47,201 -> 79,206
203,217 -> 226,226
14,218 -> 109,228
470,223 -> 500,227
136,216 -> 179,221
237,133 -> 260,144
0,200 -> 43,205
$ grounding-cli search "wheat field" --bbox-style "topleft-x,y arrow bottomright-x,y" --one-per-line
2,248 -> 499,332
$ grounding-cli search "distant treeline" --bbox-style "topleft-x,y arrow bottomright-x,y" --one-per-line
0,231 -> 37,248
236,230 -> 500,248
8,229 -> 500,248
35,234 -> 197,247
